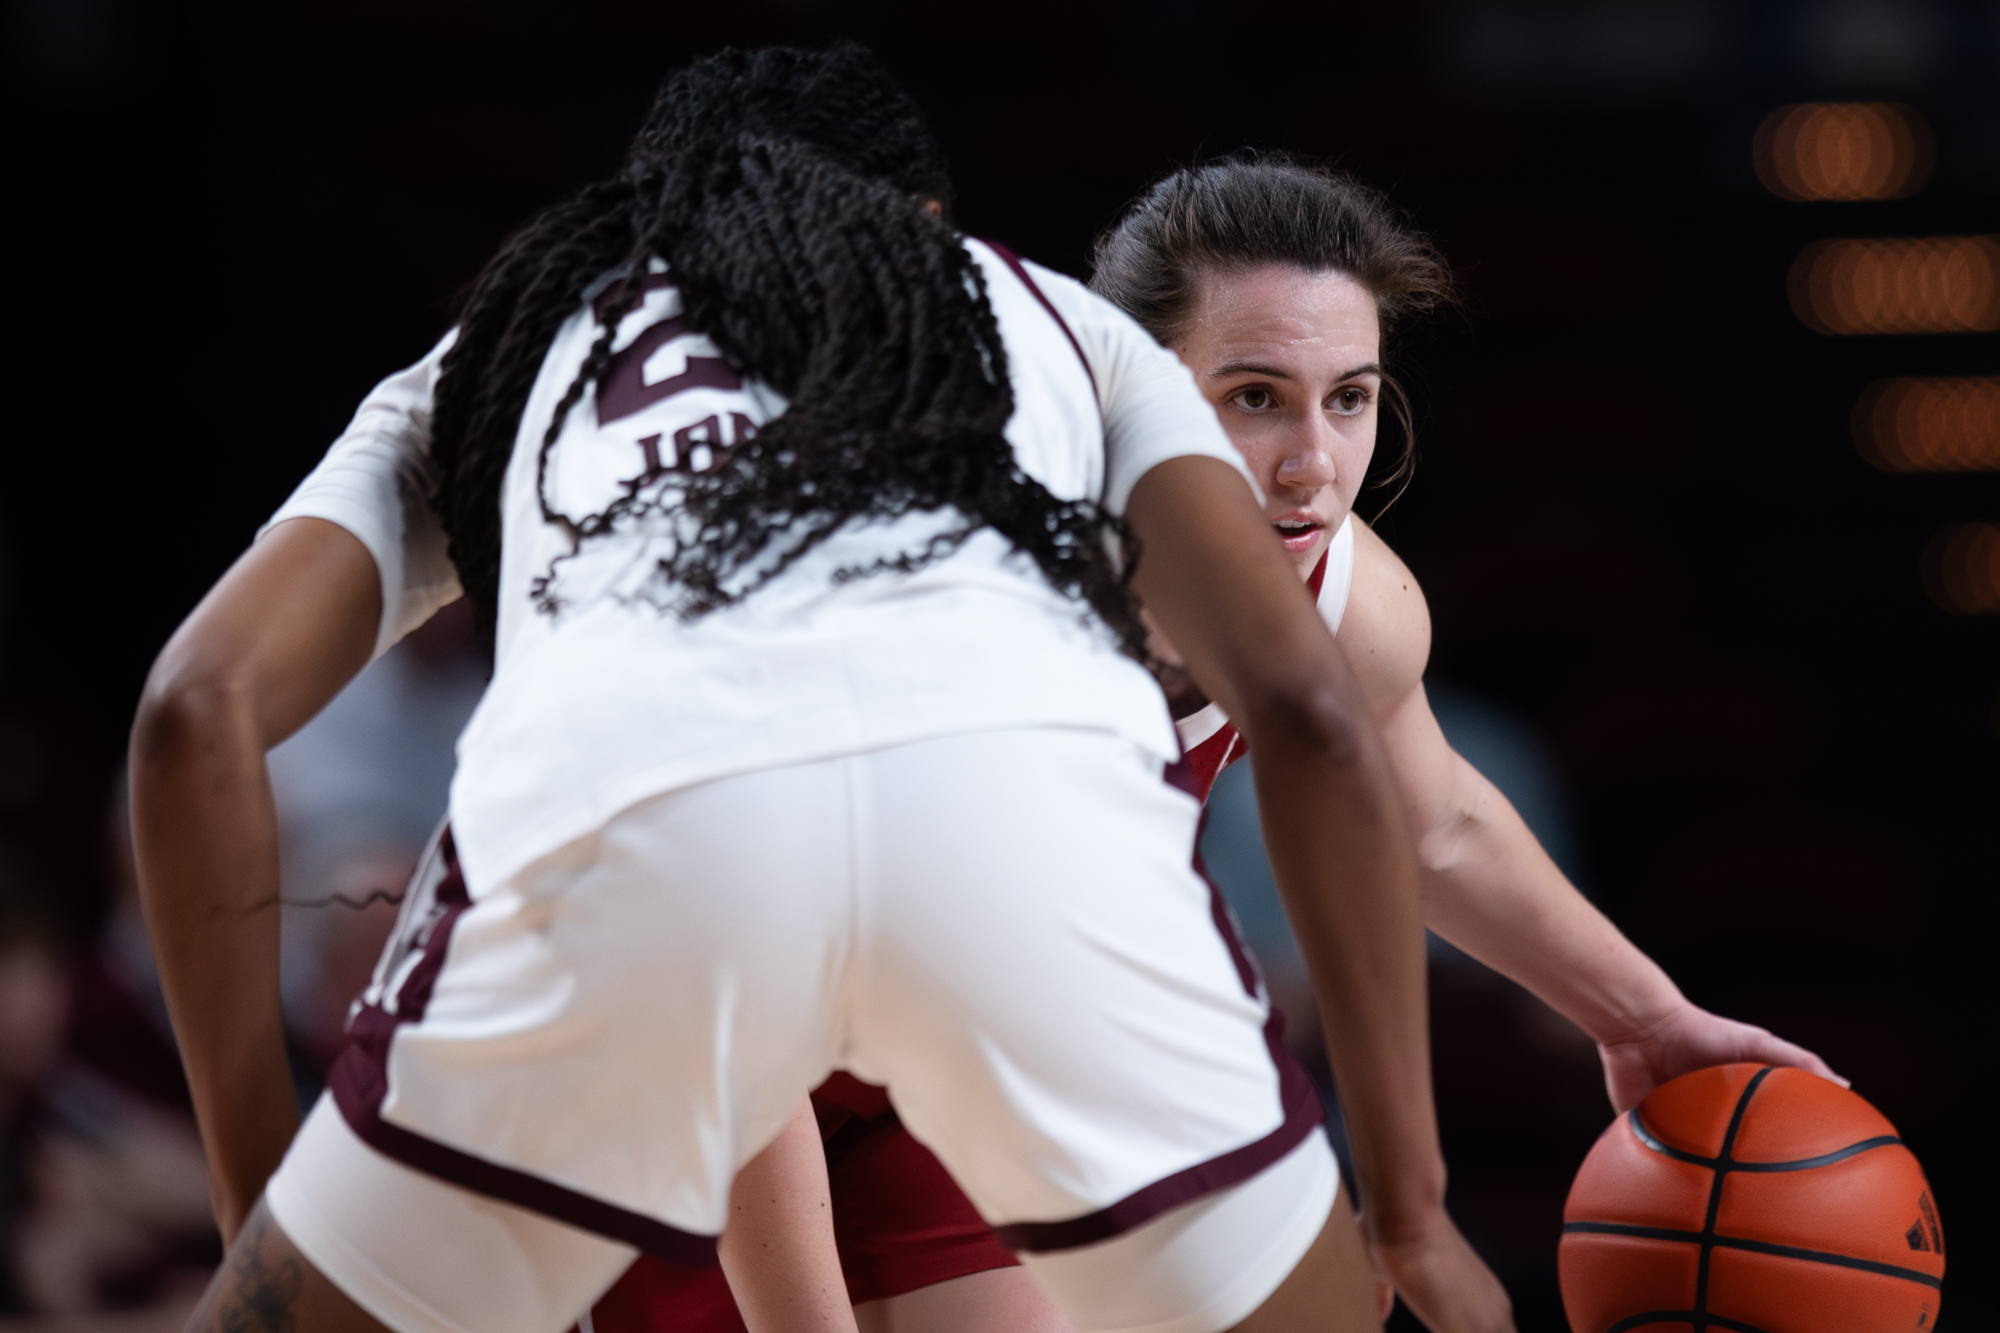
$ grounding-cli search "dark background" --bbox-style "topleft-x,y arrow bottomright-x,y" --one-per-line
2,1 -> 1993,1328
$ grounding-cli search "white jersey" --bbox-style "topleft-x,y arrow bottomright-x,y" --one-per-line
266,240 -> 1257,894
1174,515 -> 1356,757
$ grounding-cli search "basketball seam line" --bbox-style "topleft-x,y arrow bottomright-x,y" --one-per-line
1691,1066 -> 1773,1330
1562,1222 -> 1944,1289
1626,1114 -> 1904,1173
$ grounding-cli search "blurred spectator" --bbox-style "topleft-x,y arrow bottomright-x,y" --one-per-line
2,839 -> 70,1315
1,804 -> 214,1321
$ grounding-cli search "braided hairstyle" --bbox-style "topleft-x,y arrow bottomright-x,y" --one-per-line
1090,153 -> 1453,510
428,44 -> 1147,659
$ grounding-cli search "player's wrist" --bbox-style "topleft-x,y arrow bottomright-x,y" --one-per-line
1351,1147 -> 1451,1244
1360,1188 -> 1456,1249
1579,978 -> 1693,1050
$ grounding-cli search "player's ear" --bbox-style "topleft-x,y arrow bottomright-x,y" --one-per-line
922,198 -> 943,217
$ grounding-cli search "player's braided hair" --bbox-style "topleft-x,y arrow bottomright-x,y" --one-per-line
427,44 -> 1147,659
1090,153 -> 1452,509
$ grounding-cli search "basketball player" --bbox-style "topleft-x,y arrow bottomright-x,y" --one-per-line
130,46 -> 1509,1333
1088,156 -> 1839,1114
599,157 -> 1846,1333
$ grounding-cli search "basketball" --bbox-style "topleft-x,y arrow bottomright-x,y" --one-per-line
1560,1064 -> 1944,1333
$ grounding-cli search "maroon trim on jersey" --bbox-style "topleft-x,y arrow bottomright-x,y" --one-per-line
992,773 -> 1325,1254
328,829 -> 720,1269
978,240 -> 1099,400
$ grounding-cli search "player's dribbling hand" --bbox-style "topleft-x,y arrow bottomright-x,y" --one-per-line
1364,1209 -> 1515,1333
1596,1001 -> 1846,1115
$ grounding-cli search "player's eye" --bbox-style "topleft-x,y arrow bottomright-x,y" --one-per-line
1330,387 -> 1371,416
1231,386 -> 1278,412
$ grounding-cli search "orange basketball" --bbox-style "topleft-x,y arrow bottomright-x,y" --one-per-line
1560,1064 -> 1944,1333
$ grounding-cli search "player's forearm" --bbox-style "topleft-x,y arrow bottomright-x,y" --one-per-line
1250,716 -> 1446,1237
130,682 -> 299,1240
1418,771 -> 1684,1045
718,1101 -> 858,1333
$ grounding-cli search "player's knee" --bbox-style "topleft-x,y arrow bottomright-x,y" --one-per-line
191,1199 -> 394,1333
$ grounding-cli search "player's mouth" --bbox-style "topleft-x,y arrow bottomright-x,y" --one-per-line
1271,513 -> 1324,554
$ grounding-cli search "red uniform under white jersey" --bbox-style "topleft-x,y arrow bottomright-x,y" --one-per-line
578,521 -> 1359,1333
1172,519 -> 1355,803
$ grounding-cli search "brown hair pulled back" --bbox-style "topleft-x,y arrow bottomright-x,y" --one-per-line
1090,154 -> 1452,505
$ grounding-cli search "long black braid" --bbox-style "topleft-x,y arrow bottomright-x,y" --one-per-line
428,45 -> 1148,661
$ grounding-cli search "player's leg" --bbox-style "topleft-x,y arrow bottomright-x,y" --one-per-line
850,727 -> 1378,1333
245,761 -> 859,1333
1225,1183 -> 1378,1332
815,1082 -> 1068,1333
857,1267 -> 1070,1333
187,1199 -> 390,1333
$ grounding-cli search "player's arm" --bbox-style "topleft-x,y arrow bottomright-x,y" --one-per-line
128,517 -> 382,1242
718,1101 -> 859,1333
1342,521 -> 1841,1112
1126,456 -> 1509,1333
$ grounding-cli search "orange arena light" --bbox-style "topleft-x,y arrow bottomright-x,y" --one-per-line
1922,523 -> 2000,615
1854,378 -> 2000,472
1754,103 -> 1933,201
1789,236 -> 2000,335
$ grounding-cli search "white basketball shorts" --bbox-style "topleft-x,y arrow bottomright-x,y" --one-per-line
266,727 -> 1333,1333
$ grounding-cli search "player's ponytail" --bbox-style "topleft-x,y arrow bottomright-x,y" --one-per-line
427,179 -> 641,631
430,44 -> 1148,662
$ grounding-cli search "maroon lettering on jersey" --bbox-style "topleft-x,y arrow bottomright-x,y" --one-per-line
591,270 -> 677,323
673,415 -> 723,472
597,314 -> 741,427
631,413 -> 760,480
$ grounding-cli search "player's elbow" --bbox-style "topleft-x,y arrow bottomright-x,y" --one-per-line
1236,668 -> 1372,770
1414,806 -> 1481,878
130,651 -> 257,772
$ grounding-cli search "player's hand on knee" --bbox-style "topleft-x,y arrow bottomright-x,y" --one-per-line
1363,1208 -> 1514,1333
1595,1003 -> 1846,1114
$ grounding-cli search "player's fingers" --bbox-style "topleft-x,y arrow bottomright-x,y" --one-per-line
1597,1045 -> 1653,1114
1740,1027 -> 1847,1086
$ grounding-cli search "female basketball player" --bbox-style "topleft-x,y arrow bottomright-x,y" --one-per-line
1088,156 -> 1838,1114
131,46 -> 1508,1333
619,158 -> 1845,1333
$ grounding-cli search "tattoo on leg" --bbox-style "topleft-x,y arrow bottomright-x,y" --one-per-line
191,1209 -> 307,1333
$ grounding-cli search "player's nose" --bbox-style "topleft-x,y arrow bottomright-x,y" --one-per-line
1272,421 -> 1336,494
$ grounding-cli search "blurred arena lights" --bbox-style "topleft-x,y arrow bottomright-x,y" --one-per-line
1754,103 -> 1933,202
1921,523 -> 2000,615
1789,236 -> 2000,335
1853,378 -> 2000,472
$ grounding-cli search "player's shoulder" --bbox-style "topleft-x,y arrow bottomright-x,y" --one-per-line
1336,517 -> 1432,711
968,240 -> 1156,355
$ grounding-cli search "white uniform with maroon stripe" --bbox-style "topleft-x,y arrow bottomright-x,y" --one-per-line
262,241 -> 1338,1333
